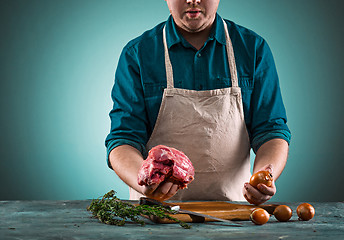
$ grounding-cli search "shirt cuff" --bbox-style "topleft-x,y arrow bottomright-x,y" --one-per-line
106,139 -> 147,169
251,130 -> 291,153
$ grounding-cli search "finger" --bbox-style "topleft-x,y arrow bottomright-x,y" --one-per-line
144,183 -> 159,195
243,193 -> 256,205
159,181 -> 174,196
257,181 -> 276,196
244,183 -> 271,205
243,184 -> 258,205
165,184 -> 179,199
258,163 -> 273,174
246,192 -> 270,205
244,189 -> 265,205
265,164 -> 273,174
155,185 -> 179,201
152,181 -> 174,200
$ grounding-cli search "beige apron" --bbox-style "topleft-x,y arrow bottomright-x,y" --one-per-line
130,20 -> 251,201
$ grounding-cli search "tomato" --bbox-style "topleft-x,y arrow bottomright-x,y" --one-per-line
273,205 -> 292,222
249,170 -> 273,188
250,208 -> 270,225
297,203 -> 315,221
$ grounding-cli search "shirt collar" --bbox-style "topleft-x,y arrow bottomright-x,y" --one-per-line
165,13 -> 226,49
212,13 -> 226,45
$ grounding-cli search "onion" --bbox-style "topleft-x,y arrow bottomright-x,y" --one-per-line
250,208 -> 270,225
297,203 -> 315,221
273,205 -> 292,222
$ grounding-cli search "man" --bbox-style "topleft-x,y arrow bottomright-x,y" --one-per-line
105,0 -> 290,205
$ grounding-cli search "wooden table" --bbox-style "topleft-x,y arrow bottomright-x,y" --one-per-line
0,200 -> 343,239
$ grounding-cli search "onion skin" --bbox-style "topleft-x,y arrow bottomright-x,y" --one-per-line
297,203 -> 315,221
273,205 -> 292,222
250,208 -> 270,225
249,170 -> 273,188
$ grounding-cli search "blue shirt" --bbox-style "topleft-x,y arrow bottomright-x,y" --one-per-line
105,14 -> 291,165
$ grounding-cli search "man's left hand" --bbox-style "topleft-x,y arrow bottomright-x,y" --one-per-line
243,164 -> 276,205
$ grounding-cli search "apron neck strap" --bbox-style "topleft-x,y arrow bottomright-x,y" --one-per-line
163,25 -> 174,89
162,19 -> 239,89
222,19 -> 239,87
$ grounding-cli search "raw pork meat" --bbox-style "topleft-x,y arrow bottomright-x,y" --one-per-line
138,145 -> 194,189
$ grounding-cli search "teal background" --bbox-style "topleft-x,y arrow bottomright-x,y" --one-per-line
1,0 -> 343,201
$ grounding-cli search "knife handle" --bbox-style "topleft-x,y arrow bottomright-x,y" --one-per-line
139,197 -> 174,210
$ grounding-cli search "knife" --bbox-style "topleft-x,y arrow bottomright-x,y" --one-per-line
139,197 -> 242,227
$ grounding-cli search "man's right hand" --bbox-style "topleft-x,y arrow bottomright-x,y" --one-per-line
109,144 -> 180,201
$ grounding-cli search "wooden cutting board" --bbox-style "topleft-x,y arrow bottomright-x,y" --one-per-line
146,201 -> 279,223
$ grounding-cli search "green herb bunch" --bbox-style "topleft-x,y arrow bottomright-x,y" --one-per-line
87,190 -> 191,229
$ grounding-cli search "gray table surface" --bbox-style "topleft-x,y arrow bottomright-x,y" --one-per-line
0,200 -> 343,240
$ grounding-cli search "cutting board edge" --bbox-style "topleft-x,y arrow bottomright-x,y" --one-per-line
142,201 -> 279,224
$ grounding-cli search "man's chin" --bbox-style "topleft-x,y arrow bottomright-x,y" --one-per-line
183,21 -> 206,33
187,26 -> 207,33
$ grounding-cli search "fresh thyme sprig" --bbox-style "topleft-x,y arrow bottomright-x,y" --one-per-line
87,190 -> 191,229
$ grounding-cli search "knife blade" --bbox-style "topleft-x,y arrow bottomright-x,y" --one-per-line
139,197 -> 242,227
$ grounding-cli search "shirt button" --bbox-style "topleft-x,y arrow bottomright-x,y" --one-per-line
197,53 -> 202,58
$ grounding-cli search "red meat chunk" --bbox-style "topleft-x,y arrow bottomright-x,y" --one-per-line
137,145 -> 195,189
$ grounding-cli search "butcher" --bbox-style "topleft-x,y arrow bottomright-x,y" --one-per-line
105,0 -> 291,205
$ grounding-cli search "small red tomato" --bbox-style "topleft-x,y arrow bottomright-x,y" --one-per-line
297,203 -> 315,221
250,208 -> 270,225
273,205 -> 292,222
249,170 -> 273,188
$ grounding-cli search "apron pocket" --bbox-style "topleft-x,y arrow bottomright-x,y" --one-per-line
143,82 -> 165,98
215,76 -> 253,90
143,82 -> 165,133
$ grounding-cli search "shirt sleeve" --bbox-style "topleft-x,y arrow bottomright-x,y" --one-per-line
105,45 -> 149,168
250,38 -> 291,153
